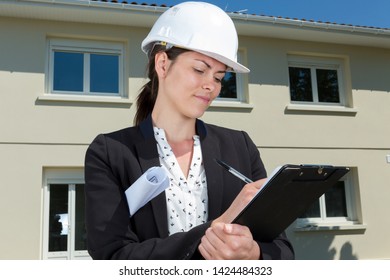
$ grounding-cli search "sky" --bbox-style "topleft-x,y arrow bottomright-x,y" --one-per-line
150,0 -> 390,29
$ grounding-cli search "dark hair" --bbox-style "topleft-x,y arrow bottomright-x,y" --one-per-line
134,45 -> 190,126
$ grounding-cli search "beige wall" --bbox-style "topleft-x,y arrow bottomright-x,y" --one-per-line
0,144 -> 85,259
1,16 -> 389,259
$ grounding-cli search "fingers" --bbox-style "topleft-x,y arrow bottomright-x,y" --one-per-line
198,225 -> 225,260
223,223 -> 251,236
198,223 -> 260,260
241,177 -> 268,200
258,177 -> 268,188
250,177 -> 268,190
199,178 -> 267,259
218,178 -> 268,223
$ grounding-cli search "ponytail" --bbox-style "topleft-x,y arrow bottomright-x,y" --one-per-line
134,46 -> 190,126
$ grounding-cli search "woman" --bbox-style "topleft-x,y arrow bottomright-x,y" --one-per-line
85,1 -> 294,260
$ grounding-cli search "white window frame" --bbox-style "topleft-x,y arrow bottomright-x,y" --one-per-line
295,168 -> 363,230
212,49 -> 252,109
46,38 -> 125,98
217,72 -> 244,102
288,55 -> 346,106
42,168 -> 90,260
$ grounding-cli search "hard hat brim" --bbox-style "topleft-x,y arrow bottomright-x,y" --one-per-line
143,40 -> 251,73
194,49 -> 250,73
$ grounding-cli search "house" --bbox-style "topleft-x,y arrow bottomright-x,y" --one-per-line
0,0 -> 389,260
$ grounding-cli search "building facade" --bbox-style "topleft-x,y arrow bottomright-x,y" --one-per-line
0,0 -> 389,260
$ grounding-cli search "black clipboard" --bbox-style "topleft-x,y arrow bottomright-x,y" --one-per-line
232,164 -> 350,242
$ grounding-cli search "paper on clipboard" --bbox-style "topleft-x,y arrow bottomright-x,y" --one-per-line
255,165 -> 283,194
125,166 -> 169,216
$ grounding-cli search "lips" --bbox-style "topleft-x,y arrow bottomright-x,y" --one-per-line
195,95 -> 211,104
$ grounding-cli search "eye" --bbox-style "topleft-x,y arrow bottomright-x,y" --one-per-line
214,77 -> 222,83
214,73 -> 225,84
193,68 -> 204,74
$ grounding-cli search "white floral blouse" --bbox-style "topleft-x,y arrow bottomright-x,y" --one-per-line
153,127 -> 208,235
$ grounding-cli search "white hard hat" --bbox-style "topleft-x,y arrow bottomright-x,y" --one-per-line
141,1 -> 249,73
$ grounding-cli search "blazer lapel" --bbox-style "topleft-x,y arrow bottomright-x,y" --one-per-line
197,121 -> 224,220
135,116 -> 169,238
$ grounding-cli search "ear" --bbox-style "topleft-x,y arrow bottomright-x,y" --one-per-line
155,52 -> 170,78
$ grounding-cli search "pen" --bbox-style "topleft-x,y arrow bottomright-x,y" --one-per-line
215,158 -> 253,184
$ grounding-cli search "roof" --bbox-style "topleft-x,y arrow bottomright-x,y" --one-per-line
1,0 -> 390,48
94,0 -> 390,31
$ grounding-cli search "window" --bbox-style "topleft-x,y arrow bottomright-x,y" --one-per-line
288,55 -> 346,106
296,169 -> 361,228
217,50 -> 246,102
43,169 -> 90,260
219,72 -> 238,99
47,38 -> 124,97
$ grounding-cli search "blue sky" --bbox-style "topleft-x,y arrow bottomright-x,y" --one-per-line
151,0 -> 390,28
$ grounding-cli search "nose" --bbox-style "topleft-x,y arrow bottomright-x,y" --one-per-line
201,75 -> 217,92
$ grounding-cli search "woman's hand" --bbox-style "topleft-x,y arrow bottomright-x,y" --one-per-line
198,222 -> 260,259
215,178 -> 267,224
198,178 -> 267,259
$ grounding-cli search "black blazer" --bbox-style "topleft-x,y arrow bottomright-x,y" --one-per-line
84,115 -> 294,259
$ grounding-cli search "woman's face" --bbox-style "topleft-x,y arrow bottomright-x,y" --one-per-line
156,50 -> 227,119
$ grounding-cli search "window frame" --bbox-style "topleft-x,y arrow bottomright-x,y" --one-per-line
217,71 -> 244,102
42,168 -> 90,260
288,55 -> 347,107
213,49 -> 250,107
295,168 -> 362,229
46,38 -> 125,98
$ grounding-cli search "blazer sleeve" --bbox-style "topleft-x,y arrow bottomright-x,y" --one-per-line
84,134 -> 209,260
242,131 -> 295,260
